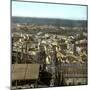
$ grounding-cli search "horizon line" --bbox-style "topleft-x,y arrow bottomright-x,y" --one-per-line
12,15 -> 87,21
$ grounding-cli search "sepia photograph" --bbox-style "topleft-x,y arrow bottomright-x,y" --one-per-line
11,0 -> 88,89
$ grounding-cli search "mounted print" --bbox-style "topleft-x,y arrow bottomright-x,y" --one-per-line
11,0 -> 88,89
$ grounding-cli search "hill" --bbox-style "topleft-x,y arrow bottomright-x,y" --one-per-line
12,16 -> 87,27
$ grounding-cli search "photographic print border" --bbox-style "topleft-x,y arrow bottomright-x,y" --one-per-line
11,0 -> 88,89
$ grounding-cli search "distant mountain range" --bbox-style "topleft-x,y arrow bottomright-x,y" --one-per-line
12,16 -> 87,27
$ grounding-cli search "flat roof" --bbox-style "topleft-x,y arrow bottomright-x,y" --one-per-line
12,64 -> 40,80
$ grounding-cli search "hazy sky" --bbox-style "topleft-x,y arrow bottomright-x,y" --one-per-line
12,1 -> 87,20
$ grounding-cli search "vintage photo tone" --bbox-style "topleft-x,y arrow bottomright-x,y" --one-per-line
11,0 -> 88,89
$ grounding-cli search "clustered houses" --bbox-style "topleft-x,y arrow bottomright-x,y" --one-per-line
12,26 -> 87,86
31,33 -> 85,64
